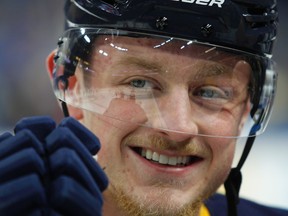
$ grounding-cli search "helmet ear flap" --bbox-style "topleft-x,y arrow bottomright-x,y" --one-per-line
247,59 -> 277,134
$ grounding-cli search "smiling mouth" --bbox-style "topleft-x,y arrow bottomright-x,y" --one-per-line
132,147 -> 203,167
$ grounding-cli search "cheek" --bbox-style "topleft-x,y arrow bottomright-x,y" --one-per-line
208,137 -> 236,179
82,96 -> 148,133
197,109 -> 245,137
103,98 -> 148,124
198,118 -> 237,138
81,99 -> 145,164
212,137 -> 235,161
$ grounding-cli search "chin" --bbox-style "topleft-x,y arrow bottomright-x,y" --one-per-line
104,180 -> 212,216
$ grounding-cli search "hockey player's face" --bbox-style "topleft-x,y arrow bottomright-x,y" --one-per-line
78,36 -> 251,215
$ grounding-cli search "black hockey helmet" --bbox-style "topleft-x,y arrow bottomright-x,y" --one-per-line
64,0 -> 278,56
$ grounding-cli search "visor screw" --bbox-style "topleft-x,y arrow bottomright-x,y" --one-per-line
156,17 -> 168,30
53,54 -> 59,62
201,24 -> 213,37
57,38 -> 64,46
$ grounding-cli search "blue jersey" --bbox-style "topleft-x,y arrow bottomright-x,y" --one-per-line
205,194 -> 288,216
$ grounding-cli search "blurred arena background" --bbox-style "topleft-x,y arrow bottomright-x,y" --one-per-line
0,0 -> 287,210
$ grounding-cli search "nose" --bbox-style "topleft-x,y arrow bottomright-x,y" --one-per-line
151,87 -> 199,142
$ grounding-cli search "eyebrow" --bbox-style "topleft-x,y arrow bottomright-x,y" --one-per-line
115,55 -> 232,79
193,62 -> 232,81
115,56 -> 165,75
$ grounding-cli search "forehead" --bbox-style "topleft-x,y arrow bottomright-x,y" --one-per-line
84,35 -> 251,88
84,36 -> 251,85
91,35 -> 241,67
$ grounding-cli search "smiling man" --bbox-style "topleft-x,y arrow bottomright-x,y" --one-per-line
0,0 -> 288,216
64,36 -> 250,215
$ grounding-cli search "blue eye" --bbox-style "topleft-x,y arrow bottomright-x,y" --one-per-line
194,86 -> 230,100
130,79 -> 146,88
130,79 -> 155,89
192,86 -> 233,110
199,89 -> 220,98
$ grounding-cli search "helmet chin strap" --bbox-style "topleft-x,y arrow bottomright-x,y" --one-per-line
61,100 -> 70,117
224,135 -> 256,216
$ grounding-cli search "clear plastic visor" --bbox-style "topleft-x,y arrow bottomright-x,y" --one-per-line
53,28 -> 276,138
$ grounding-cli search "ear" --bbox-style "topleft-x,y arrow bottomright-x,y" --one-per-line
46,50 -> 56,78
46,51 -> 84,120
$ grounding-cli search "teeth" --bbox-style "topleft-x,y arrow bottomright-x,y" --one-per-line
141,149 -> 190,166
152,152 -> 160,161
168,156 -> 177,166
146,149 -> 153,160
159,154 -> 168,164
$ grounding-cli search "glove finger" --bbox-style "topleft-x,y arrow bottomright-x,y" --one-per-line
0,132 -> 12,142
0,174 -> 46,215
14,116 -> 56,143
59,117 -> 100,155
0,148 -> 46,184
0,129 -> 44,160
49,147 -> 103,198
50,176 -> 102,216
46,127 -> 108,191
